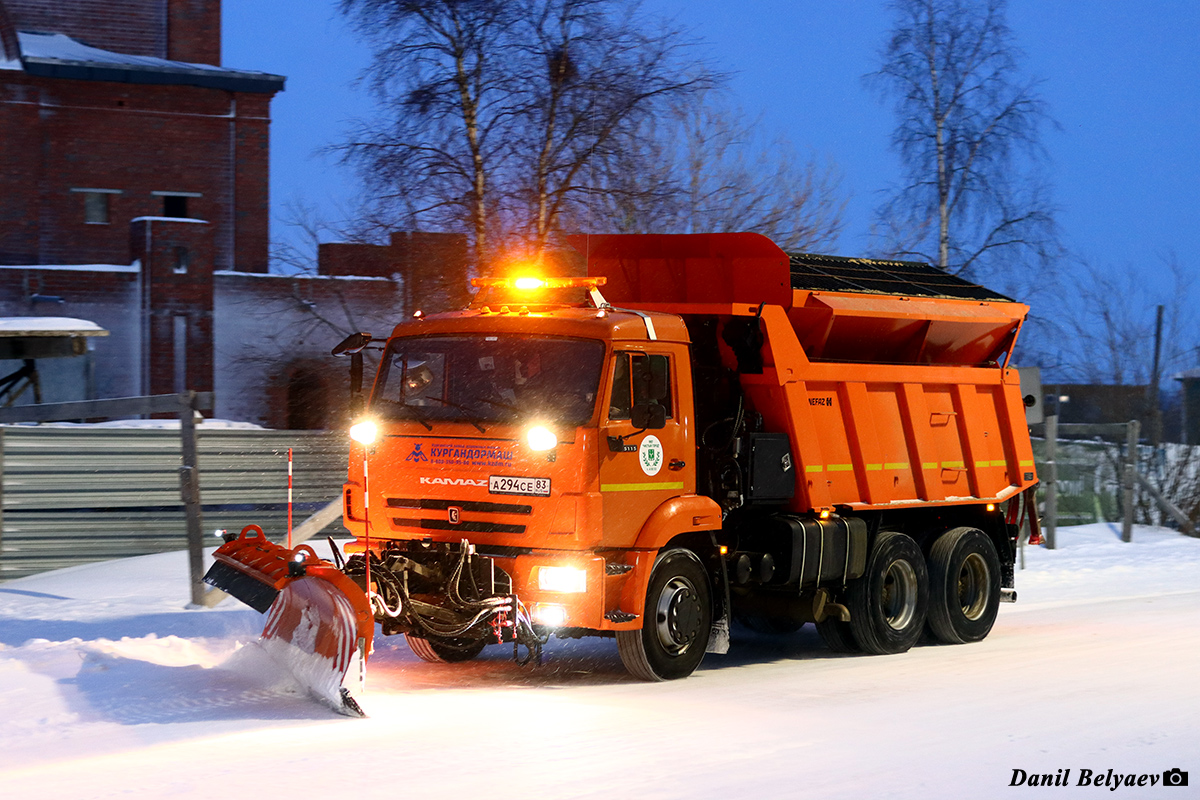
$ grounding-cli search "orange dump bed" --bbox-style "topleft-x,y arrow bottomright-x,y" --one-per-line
579,233 -> 1038,513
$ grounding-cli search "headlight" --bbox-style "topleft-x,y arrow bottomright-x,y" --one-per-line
537,566 -> 587,593
531,603 -> 567,627
349,420 -> 377,445
526,425 -> 557,451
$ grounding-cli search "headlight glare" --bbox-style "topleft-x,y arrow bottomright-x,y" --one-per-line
531,603 -> 567,627
349,420 -> 377,445
537,566 -> 587,593
526,425 -> 557,451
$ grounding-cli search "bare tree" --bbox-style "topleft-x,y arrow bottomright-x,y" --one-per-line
868,0 -> 1059,285
1061,253 -> 1199,386
336,0 -> 713,271
587,92 -> 847,252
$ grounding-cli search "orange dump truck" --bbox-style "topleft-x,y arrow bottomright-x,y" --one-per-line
206,232 -> 1039,713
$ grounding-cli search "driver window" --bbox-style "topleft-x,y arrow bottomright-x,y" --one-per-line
608,352 -> 671,420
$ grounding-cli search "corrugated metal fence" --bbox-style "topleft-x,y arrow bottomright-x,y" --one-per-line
0,427 -> 348,580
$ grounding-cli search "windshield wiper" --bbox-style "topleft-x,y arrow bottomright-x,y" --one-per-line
386,400 -> 433,431
424,396 -> 487,433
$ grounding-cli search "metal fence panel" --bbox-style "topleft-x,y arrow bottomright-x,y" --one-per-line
0,427 -> 348,580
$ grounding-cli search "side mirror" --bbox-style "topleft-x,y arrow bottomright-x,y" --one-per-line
332,331 -> 373,357
631,402 -> 667,430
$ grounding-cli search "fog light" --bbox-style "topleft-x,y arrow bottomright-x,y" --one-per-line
349,420 -> 377,445
531,603 -> 567,627
527,425 -> 557,451
537,566 -> 587,593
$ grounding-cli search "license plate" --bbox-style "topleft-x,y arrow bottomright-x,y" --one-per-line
489,475 -> 551,497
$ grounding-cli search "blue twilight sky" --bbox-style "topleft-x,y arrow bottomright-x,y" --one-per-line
223,1 -> 1200,286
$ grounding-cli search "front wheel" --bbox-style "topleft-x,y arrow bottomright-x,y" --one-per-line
847,532 -> 928,655
617,548 -> 712,681
926,527 -> 1001,644
406,634 -> 487,663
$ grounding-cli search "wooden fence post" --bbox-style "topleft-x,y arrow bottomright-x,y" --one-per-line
1122,419 -> 1140,543
1044,413 -> 1058,550
178,391 -> 208,606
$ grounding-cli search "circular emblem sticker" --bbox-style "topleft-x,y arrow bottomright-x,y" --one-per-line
639,434 -> 664,476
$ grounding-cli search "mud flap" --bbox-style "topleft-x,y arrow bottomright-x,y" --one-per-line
203,526 -> 374,717
706,616 -> 730,654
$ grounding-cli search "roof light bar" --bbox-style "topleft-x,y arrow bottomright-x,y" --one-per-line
470,276 -> 608,290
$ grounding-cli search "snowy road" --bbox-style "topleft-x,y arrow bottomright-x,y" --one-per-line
1,524 -> 1197,799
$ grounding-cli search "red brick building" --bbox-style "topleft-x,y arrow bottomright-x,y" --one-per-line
0,0 -> 281,271
0,1 -> 477,428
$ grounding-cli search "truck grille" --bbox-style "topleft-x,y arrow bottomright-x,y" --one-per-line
386,496 -> 529,534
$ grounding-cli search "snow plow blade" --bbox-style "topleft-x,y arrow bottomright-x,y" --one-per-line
203,525 -> 374,716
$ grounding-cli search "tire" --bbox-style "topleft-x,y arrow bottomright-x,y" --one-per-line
406,633 -> 487,663
816,616 -> 859,653
617,548 -> 712,681
926,527 -> 1001,644
847,531 -> 928,655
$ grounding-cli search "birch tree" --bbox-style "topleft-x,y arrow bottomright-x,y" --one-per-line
337,0 -> 712,271
868,0 -> 1059,283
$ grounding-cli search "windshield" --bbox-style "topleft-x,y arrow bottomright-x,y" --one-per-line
371,334 -> 606,427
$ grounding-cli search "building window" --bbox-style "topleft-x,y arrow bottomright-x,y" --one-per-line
153,191 -> 202,219
71,188 -> 121,224
173,246 -> 190,274
163,195 -> 188,218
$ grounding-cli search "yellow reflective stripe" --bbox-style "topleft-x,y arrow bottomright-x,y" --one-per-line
942,461 -> 965,469
865,463 -> 882,471
1019,460 -> 1034,467
923,462 -> 938,470
884,462 -> 909,470
805,465 -> 824,473
826,464 -> 854,472
600,481 -> 686,492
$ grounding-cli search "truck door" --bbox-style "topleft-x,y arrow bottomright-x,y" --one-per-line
598,346 -> 694,547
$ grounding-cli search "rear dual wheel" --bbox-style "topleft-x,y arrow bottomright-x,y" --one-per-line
846,532 -> 929,655
926,527 -> 1001,644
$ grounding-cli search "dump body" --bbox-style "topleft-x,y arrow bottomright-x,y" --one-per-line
578,233 -> 1038,514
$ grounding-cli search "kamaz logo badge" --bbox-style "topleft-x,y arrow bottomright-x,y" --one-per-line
419,477 -> 487,487
447,507 -> 462,524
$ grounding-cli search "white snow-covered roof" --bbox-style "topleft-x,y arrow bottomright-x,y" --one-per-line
0,317 -> 108,337
13,32 -> 284,93
130,216 -> 208,225
0,263 -> 139,273
1174,368 -> 1200,381
214,270 -> 393,282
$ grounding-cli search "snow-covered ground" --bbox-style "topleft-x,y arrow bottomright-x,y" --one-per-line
1,524 -> 1196,799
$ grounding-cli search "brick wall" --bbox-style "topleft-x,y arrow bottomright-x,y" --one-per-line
130,216 -> 215,396
213,271 -> 407,428
0,73 -> 273,272
2,0 -> 167,57
317,233 -> 471,315
166,0 -> 219,65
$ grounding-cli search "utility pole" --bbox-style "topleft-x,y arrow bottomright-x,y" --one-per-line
1149,304 -> 1164,448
